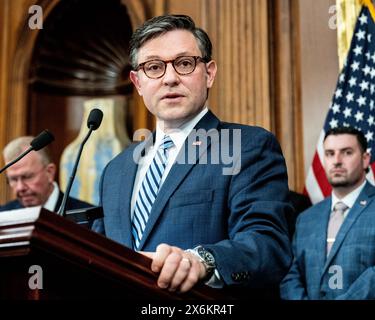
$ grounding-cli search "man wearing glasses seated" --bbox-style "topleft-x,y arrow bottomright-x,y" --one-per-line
0,136 -> 91,213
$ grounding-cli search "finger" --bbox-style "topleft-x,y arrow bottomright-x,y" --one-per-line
179,258 -> 202,293
151,243 -> 173,273
139,251 -> 154,259
156,251 -> 182,289
168,257 -> 191,292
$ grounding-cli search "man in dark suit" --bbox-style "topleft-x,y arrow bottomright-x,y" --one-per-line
281,127 -> 375,299
287,190 -> 312,239
93,14 -> 292,296
0,136 -> 91,213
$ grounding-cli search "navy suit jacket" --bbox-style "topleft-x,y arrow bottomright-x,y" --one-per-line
280,181 -> 375,300
93,111 -> 293,292
0,191 -> 91,213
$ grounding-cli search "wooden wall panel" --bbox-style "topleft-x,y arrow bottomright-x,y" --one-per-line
298,0 -> 338,176
0,0 -> 50,202
0,0 -> 339,202
0,1 -> 10,151
0,0 -> 143,203
270,0 -> 304,191
206,0 -> 271,129
161,0 -> 271,129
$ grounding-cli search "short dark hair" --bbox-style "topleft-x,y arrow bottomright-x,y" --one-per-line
129,14 -> 212,69
324,127 -> 368,153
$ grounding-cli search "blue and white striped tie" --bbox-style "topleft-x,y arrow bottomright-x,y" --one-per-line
132,136 -> 174,249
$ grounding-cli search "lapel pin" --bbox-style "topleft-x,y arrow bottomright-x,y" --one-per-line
192,141 -> 202,146
360,200 -> 367,206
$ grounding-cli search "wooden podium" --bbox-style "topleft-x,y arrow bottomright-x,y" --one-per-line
0,207 -> 227,300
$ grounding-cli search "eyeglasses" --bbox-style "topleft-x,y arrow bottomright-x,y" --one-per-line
6,167 -> 45,187
135,56 -> 206,79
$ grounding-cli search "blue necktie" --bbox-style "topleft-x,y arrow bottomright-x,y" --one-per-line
132,136 -> 174,249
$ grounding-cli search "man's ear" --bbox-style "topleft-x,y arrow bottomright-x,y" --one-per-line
205,60 -> 217,89
130,70 -> 142,96
363,152 -> 371,171
45,163 -> 56,183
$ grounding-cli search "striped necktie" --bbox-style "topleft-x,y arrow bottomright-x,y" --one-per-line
132,136 -> 174,249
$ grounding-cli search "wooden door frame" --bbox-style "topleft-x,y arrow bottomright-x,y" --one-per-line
2,0 -> 148,203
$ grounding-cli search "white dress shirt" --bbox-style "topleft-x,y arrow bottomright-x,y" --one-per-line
331,179 -> 367,219
130,107 -> 208,218
129,107 -> 224,287
43,181 -> 60,212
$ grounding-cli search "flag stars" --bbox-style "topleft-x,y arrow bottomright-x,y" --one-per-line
335,88 -> 343,98
363,64 -> 371,75
368,115 -> 375,126
353,45 -> 363,56
349,77 -> 357,87
343,107 -> 352,118
365,131 -> 374,142
318,12 -> 375,178
331,103 -> 340,114
329,118 -> 339,128
355,29 -> 366,41
357,95 -> 367,107
359,80 -> 369,91
346,92 -> 354,103
351,61 -> 360,71
359,13 -> 368,25
355,111 -> 364,122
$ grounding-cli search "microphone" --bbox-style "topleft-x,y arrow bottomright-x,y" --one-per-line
57,108 -> 103,216
0,130 -> 55,174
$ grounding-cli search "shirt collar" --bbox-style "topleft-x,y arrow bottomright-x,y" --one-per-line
155,107 -> 209,150
331,180 -> 367,211
43,181 -> 60,212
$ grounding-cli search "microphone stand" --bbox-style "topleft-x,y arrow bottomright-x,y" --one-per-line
57,126 -> 94,217
0,148 -> 33,174
0,130 -> 54,174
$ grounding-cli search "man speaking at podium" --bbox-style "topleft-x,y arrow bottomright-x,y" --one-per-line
93,15 -> 293,297
0,136 -> 91,213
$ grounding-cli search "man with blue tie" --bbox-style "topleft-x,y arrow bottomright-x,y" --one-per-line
93,14 -> 292,296
281,127 -> 375,299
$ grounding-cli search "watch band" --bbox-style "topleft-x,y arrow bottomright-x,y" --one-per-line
185,246 -> 216,280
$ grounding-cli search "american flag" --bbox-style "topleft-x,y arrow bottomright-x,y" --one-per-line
305,4 -> 375,204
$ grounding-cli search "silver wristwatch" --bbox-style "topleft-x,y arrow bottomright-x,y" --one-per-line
186,245 -> 216,279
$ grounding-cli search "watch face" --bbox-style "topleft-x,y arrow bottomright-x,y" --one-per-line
198,247 -> 215,268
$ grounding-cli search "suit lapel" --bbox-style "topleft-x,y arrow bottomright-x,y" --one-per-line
137,111 -> 220,250
315,199 -> 332,275
54,192 -> 64,212
119,136 -> 154,247
322,182 -> 375,275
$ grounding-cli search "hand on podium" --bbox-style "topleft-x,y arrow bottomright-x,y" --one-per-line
141,243 -> 207,293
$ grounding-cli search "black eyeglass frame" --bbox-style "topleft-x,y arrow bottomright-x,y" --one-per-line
135,56 -> 207,79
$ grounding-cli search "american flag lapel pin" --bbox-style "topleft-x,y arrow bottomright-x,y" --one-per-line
192,140 -> 202,146
360,200 -> 367,206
